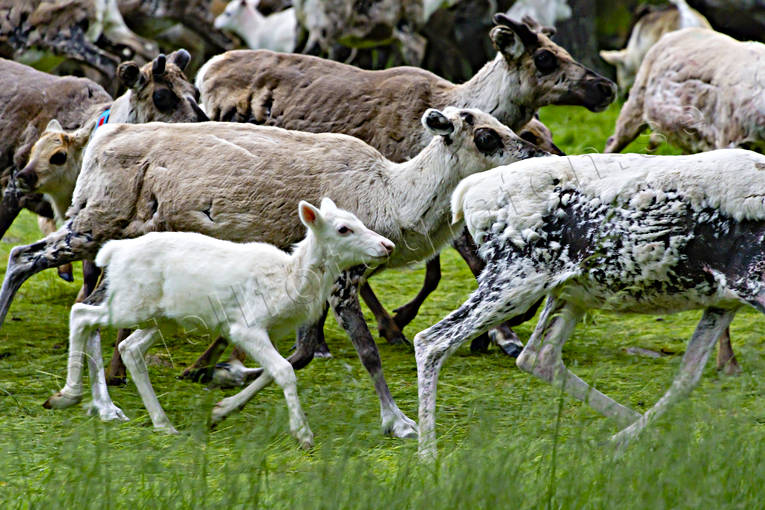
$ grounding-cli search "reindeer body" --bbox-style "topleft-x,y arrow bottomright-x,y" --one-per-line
415,149 -> 765,456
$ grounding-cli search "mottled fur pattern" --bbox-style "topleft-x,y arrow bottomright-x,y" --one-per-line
416,149 -> 765,456
197,15 -> 614,163
605,28 -> 765,154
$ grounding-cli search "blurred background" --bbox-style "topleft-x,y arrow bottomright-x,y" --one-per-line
2,0 -> 763,96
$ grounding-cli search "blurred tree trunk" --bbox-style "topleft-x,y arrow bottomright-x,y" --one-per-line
553,0 -> 605,74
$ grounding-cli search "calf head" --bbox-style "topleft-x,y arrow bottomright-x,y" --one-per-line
16,120 -> 88,194
215,0 -> 253,32
299,198 -> 395,269
422,107 -> 549,178
117,50 -> 209,123
491,14 -> 616,112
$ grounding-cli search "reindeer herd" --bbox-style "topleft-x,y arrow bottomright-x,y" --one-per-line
1,1 -> 764,457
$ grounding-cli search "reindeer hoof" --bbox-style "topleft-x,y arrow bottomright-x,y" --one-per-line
313,342 -> 333,359
296,429 -> 315,450
155,424 -> 179,435
489,329 -> 524,358
43,391 -> 82,409
178,366 -> 215,384
383,415 -> 418,439
84,401 -> 129,422
57,269 -> 74,282
106,375 -> 127,386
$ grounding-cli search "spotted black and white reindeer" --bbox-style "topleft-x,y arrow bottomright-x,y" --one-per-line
415,149 -> 765,456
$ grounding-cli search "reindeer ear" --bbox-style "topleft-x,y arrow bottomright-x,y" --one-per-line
299,201 -> 324,229
320,197 -> 338,212
489,26 -> 524,59
422,109 -> 454,136
169,49 -> 191,71
600,49 -> 626,65
152,54 -> 167,78
44,119 -> 64,133
493,13 -> 539,51
118,61 -> 141,88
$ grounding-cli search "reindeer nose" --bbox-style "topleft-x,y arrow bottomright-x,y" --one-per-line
381,240 -> 395,255
16,168 -> 37,190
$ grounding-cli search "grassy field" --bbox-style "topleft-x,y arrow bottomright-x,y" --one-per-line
2,104 -> 765,508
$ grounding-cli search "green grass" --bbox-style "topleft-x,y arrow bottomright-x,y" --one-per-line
1,104 -> 764,508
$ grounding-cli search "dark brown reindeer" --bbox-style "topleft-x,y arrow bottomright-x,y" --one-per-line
187,13 -> 614,383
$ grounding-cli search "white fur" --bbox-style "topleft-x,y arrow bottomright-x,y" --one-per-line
49,199 -> 393,447
453,150 -> 765,249
215,0 -> 296,52
506,0 -> 571,28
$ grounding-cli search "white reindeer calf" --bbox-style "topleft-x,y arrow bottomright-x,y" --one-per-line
215,0 -> 297,53
45,199 -> 393,449
415,149 -> 765,456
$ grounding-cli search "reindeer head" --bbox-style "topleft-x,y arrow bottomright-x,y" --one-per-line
117,50 -> 209,123
490,14 -> 616,112
15,120 -> 88,195
422,107 -> 550,178
299,198 -> 395,269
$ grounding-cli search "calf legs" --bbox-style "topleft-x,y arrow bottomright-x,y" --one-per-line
43,302 -> 127,421
211,326 -> 313,449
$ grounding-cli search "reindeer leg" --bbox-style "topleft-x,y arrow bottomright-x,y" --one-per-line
212,306 -> 330,385
715,327 -> 741,375
105,328 -> 131,385
0,224 -> 97,327
453,228 -> 525,356
330,267 -> 417,439
360,282 -> 409,346
35,216 -> 74,282
415,263 -> 551,458
392,256 -> 441,330
179,336 -> 230,382
612,307 -> 736,446
517,296 -> 641,429
604,91 -> 647,153
0,185 -> 23,239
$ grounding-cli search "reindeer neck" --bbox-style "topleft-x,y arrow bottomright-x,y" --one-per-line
108,91 -> 133,123
237,7 -> 265,48
287,233 -> 342,304
386,140 -> 463,235
454,53 -> 535,131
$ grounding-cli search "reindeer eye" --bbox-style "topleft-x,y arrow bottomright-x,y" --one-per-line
152,88 -> 179,112
49,151 -> 67,165
338,226 -> 352,235
474,128 -> 503,154
520,131 -> 540,145
533,50 -> 557,75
